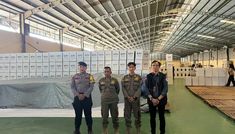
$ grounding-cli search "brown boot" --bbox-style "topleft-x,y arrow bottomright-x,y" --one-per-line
103,127 -> 108,134
126,127 -> 131,134
114,128 -> 119,134
136,127 -> 141,134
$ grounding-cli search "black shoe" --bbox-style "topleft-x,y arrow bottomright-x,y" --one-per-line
74,131 -> 80,134
88,130 -> 93,134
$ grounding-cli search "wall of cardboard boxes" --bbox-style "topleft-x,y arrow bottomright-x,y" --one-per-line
160,67 -> 193,78
0,50 -> 150,80
185,68 -> 228,86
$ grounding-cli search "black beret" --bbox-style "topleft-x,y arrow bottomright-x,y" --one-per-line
78,61 -> 87,67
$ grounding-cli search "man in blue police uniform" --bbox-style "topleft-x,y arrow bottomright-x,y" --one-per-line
71,61 -> 95,134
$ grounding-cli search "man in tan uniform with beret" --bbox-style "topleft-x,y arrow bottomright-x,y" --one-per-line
121,62 -> 142,134
99,66 -> 120,134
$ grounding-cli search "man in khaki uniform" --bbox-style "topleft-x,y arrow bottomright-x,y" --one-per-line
121,62 -> 142,134
99,66 -> 120,134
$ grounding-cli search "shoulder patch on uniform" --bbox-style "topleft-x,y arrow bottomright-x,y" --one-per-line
89,75 -> 95,83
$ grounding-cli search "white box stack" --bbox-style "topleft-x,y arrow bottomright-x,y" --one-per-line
90,51 -> 97,74
63,52 -> 70,62
90,61 -> 98,74
17,53 -> 23,63
119,60 -> 127,71
70,62 -> 77,74
198,76 -> 205,86
9,73 -> 16,80
97,51 -> 105,73
30,53 -> 36,62
9,54 -> 16,63
17,72 -> 22,79
83,51 -> 91,72
49,52 -> 56,62
36,62 -> 43,73
50,62 -> 55,77
22,53 -> 29,63
56,62 -> 62,73
55,52 -> 62,62
212,68 -> 219,77
56,71 -> 62,78
69,52 -> 77,75
36,53 -> 43,63
105,51 -> 112,61
17,62 -> 23,73
205,77 -> 212,86
112,51 -> 119,61
77,51 -> 84,62
105,60 -> 112,68
119,50 -> 127,75
36,72 -> 42,78
30,72 -> 36,78
23,63 -> 29,73
195,68 -> 204,76
23,73 -> 29,79
0,55 -> 3,63
112,60 -> 119,73
43,72 -> 49,78
10,63 -> 16,73
112,51 -> 119,74
63,71 -> 70,77
30,62 -> 36,72
218,77 -> 227,86
218,68 -> 227,86
2,54 -> 8,63
212,77 -> 219,86
50,71 -> 56,78
185,76 -> 192,86
192,77 -> 198,86
69,52 -> 77,62
98,60 -> 105,73
43,62 -> 49,72
43,53 -> 49,62
63,62 -> 70,72
127,50 -> 135,63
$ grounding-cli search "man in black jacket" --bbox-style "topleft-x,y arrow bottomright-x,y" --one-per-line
144,60 -> 168,134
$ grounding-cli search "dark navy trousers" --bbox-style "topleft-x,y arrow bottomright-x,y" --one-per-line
72,96 -> 93,132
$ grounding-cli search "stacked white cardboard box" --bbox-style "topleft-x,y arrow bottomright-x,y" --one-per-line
119,50 -> 127,75
185,68 -> 227,86
111,51 -> 119,74
69,52 -> 77,77
135,50 -> 150,75
97,51 -> 105,73
9,54 -> 16,80
104,51 -> 112,71
83,51 -> 91,73
0,50 -> 152,80
90,51 -> 97,74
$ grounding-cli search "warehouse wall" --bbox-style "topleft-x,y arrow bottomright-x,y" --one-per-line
0,30 -> 81,53
0,30 -> 22,53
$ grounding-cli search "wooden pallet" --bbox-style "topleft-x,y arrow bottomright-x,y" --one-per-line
187,86 -> 235,120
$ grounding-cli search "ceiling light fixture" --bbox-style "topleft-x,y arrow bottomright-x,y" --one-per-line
220,19 -> 235,25
161,18 -> 178,23
185,42 -> 199,46
197,34 -> 215,39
